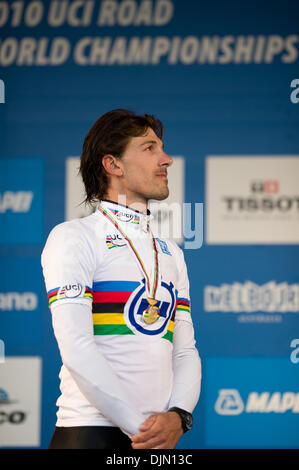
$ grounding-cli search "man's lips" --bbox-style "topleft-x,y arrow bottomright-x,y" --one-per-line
156,173 -> 168,179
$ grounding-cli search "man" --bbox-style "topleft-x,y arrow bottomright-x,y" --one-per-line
41,109 -> 201,449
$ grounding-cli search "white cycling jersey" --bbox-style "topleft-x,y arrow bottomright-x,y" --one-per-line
41,200 -> 201,436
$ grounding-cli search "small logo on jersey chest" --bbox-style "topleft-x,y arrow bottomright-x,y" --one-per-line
106,234 -> 126,249
156,238 -> 172,255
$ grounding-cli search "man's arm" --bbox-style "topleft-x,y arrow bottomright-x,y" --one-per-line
167,318 -> 202,411
131,245 -> 201,449
41,222 -> 145,438
51,302 -> 145,437
131,319 -> 201,449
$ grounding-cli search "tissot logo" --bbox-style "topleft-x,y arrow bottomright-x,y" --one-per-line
251,180 -> 279,194
206,157 -> 299,244
222,180 -> 299,212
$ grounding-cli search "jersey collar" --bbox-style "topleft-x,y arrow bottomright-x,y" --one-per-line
98,199 -> 152,233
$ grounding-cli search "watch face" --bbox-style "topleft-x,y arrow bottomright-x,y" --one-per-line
169,407 -> 193,432
184,413 -> 193,430
179,410 -> 193,432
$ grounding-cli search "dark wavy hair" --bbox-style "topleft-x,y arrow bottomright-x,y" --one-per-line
79,109 -> 164,204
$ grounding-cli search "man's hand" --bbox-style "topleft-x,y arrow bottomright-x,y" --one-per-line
131,411 -> 183,449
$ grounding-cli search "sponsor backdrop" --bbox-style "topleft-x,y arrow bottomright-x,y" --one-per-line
0,0 -> 299,449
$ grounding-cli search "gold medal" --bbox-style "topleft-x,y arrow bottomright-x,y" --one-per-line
142,298 -> 160,324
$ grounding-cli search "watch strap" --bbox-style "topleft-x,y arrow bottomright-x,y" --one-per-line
168,406 -> 193,433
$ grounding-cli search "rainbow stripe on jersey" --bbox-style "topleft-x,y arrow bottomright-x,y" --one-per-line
92,280 -> 175,342
47,286 -> 93,306
175,297 -> 191,313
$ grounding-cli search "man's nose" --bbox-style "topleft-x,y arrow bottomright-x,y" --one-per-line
161,151 -> 173,167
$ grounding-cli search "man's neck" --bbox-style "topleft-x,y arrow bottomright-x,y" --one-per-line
103,192 -> 148,215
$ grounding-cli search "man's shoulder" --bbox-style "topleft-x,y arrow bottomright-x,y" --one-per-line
43,213 -> 100,254
49,212 -> 98,236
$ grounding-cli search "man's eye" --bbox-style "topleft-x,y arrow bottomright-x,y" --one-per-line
145,146 -> 152,151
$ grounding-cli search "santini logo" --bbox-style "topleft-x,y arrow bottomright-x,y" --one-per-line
0,191 -> 33,213
0,79 -> 4,103
0,292 -> 38,311
215,389 -> 299,415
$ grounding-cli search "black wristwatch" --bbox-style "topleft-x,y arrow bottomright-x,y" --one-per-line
168,407 -> 193,433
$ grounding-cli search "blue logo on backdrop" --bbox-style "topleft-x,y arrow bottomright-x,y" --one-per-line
0,258 -> 42,347
205,357 -> 299,448
0,158 -> 44,244
0,389 -> 16,405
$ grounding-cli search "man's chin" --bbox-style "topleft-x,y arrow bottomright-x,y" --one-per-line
150,189 -> 169,201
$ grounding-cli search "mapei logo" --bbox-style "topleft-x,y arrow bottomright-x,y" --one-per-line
0,79 -> 4,103
215,389 -> 299,415
215,389 -> 244,415
0,191 -> 33,213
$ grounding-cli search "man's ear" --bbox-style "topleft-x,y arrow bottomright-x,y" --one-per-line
102,154 -> 123,176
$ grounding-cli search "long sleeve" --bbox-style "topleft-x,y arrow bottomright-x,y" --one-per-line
167,318 -> 202,412
41,221 -> 145,437
167,243 -> 202,412
51,302 -> 145,437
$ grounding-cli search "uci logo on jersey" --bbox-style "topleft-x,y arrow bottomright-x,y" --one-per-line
117,211 -> 133,222
106,234 -> 126,249
124,278 -> 176,337
58,283 -> 83,299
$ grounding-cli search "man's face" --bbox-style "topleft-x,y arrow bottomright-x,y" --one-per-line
119,127 -> 173,202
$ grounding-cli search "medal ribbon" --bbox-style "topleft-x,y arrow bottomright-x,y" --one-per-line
98,205 -> 159,300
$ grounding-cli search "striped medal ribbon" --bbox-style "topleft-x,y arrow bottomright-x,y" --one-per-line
98,205 -> 160,324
